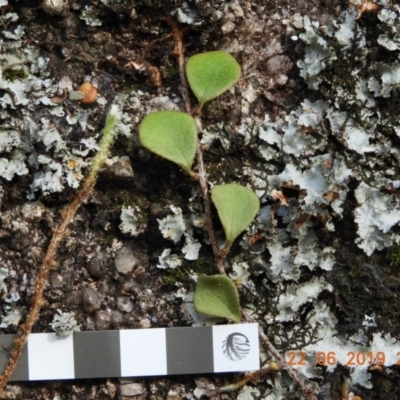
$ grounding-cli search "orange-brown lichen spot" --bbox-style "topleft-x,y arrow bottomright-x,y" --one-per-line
78,82 -> 98,104
355,0 -> 380,20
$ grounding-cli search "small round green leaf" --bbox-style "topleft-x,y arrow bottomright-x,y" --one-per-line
186,51 -> 241,109
211,183 -> 260,250
194,274 -> 241,323
139,111 -> 197,173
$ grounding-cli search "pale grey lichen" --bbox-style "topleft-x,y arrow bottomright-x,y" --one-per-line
158,206 -> 201,261
0,274 -> 22,329
0,307 -> 21,328
173,4 -> 198,25
229,262 -> 250,286
362,313 -> 377,330
119,206 -> 147,237
0,11 -> 134,198
80,8 -> 102,26
50,310 -> 81,337
158,206 -> 186,243
242,6 -> 400,258
378,8 -> 400,50
296,17 -> 336,90
157,249 -> 182,269
41,0 -> 69,16
237,385 -> 261,400
182,235 -> 201,261
232,5 -> 400,394
0,267 -> 8,295
355,182 -> 400,255
275,277 -> 333,322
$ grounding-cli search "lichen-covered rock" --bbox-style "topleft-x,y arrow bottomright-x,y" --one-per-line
82,287 -> 102,313
20,201 -> 45,222
115,246 -> 140,275
119,382 -> 146,397
117,296 -> 134,313
104,156 -> 134,180
86,251 -> 109,277
95,309 -> 111,330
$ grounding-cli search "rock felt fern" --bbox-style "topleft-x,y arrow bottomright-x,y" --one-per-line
138,50 -> 258,324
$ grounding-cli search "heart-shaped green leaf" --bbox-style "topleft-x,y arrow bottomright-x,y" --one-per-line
194,274 -> 241,323
211,183 -> 260,250
186,51 -> 241,110
139,111 -> 197,173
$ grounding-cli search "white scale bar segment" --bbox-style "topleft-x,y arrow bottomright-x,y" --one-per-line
27,333 -> 75,380
120,328 -> 167,377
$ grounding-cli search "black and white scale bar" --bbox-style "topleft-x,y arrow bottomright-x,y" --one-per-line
0,323 -> 259,381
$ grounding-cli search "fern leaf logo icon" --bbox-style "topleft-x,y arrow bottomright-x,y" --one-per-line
222,332 -> 250,361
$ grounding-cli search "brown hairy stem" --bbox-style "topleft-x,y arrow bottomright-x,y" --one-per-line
0,177 -> 96,394
0,106 -> 121,395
